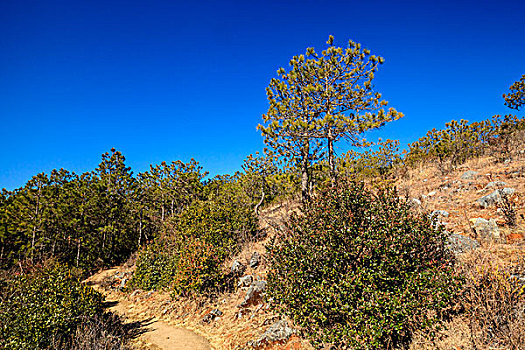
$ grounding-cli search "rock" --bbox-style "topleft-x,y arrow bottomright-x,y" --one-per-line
249,252 -> 260,269
231,260 -> 246,277
476,188 -> 516,208
408,198 -> 421,208
240,280 -> 267,307
202,308 -> 223,323
485,180 -> 507,188
118,277 -> 128,290
431,210 -> 449,218
427,191 -> 437,197
238,275 -> 253,288
447,233 -> 480,255
471,218 -> 500,240
461,170 -> 479,180
115,271 -> 126,278
247,320 -> 294,348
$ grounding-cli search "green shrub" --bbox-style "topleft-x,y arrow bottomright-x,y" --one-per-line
171,238 -> 224,296
0,264 -> 104,349
131,197 -> 257,296
266,181 -> 463,349
131,241 -> 177,291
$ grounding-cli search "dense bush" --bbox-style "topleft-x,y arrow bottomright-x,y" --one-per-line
131,193 -> 258,296
130,240 -> 177,291
0,264 -> 106,349
267,181 -> 462,349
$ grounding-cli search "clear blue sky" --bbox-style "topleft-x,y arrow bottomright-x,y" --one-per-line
1,0 -> 524,190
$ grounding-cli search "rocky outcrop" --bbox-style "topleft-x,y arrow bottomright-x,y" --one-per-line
471,218 -> 500,240
249,252 -> 260,269
247,320 -> 294,348
239,280 -> 267,307
461,170 -> 479,180
485,180 -> 507,188
202,309 -> 223,323
447,233 -> 480,255
231,260 -> 247,277
476,188 -> 516,208
237,275 -> 253,288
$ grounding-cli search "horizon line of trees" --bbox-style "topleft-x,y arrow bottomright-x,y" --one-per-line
0,149 -> 208,271
3,110 -> 523,271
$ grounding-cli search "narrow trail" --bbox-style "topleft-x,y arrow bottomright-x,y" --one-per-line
86,268 -> 212,350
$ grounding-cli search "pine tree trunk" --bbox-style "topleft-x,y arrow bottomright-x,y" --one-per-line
254,186 -> 265,216
76,239 -> 81,267
301,140 -> 310,205
138,215 -> 143,247
31,226 -> 36,264
328,131 -> 337,187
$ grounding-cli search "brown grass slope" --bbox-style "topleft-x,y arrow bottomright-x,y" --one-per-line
89,156 -> 524,350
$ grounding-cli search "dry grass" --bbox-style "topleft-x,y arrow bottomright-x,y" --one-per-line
397,156 -> 525,242
410,245 -> 525,350
95,156 -> 525,349
94,198 -> 312,350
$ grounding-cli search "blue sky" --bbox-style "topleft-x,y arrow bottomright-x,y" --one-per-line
1,0 -> 524,190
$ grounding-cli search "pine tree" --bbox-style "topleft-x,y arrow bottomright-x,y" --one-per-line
258,36 -> 402,202
241,150 -> 279,215
504,74 -> 525,111
93,148 -> 137,266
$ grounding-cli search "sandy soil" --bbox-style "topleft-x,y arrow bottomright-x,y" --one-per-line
86,268 -> 212,350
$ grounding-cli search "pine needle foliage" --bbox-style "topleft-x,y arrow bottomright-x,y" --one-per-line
504,74 -> 525,111
258,36 -> 402,202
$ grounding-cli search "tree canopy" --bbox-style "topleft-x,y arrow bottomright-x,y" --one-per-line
258,36 -> 402,202
503,74 -> 525,110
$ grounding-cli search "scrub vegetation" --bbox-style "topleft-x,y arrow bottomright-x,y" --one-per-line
1,37 -> 524,349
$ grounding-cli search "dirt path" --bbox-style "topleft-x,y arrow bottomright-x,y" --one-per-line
86,268 -> 212,350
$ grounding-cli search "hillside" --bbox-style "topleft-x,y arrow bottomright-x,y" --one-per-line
88,155 -> 524,350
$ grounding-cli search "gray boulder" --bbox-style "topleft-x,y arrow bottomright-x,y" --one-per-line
472,218 -> 500,240
238,275 -> 253,288
476,188 -> 516,208
408,198 -> 422,208
202,308 -> 223,323
447,233 -> 480,255
249,252 -> 261,269
118,277 -> 128,290
240,280 -> 267,307
248,320 -> 294,348
485,180 -> 507,188
231,260 -> 246,277
461,170 -> 479,180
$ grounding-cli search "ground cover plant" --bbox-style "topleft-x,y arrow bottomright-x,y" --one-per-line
267,181 -> 463,349
0,263 -> 131,349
